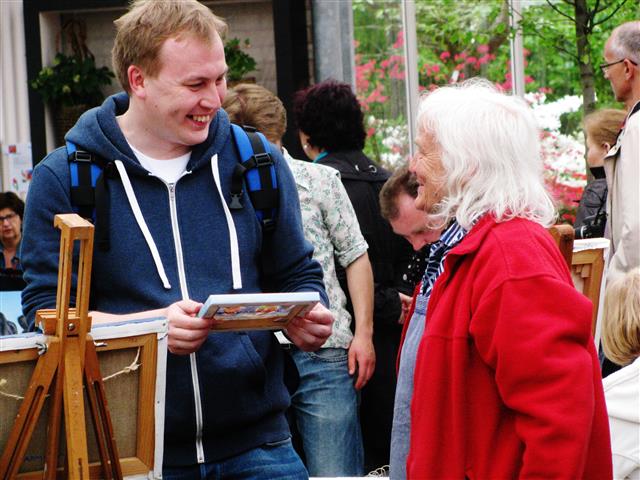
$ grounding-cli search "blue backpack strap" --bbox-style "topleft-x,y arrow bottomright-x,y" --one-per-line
230,124 -> 279,232
67,140 -> 103,222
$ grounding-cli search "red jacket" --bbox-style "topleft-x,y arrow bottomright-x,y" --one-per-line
406,216 -> 612,479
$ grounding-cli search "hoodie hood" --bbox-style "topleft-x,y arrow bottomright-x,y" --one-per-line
66,92 -> 231,174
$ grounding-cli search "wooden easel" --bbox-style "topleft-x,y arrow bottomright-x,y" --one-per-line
0,214 -> 122,479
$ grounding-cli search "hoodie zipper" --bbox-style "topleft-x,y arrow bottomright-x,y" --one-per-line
166,178 -> 206,464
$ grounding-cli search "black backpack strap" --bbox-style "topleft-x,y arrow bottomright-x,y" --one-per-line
67,141 -> 113,251
230,124 -> 279,232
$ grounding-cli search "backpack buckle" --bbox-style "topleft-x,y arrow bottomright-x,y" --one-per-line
253,152 -> 272,167
73,150 -> 93,163
229,192 -> 244,210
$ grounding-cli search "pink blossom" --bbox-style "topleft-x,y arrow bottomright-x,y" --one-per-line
440,51 -> 451,61
477,44 -> 490,54
392,30 -> 404,50
466,56 -> 478,64
367,127 -> 375,138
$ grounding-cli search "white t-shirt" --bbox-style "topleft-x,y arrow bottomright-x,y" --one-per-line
129,144 -> 191,184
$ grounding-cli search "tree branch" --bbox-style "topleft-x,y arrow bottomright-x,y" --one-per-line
546,0 -> 577,22
530,27 -> 580,61
593,0 -> 630,27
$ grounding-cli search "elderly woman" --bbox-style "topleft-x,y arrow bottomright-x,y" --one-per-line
397,80 -> 611,479
0,192 -> 25,270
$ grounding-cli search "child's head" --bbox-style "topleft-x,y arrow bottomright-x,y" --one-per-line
601,268 -> 640,366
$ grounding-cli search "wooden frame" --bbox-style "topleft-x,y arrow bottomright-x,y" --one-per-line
571,238 -> 610,339
0,320 -> 166,479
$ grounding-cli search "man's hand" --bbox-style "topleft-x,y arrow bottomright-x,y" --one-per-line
348,333 -> 376,390
398,292 -> 413,324
166,299 -> 210,355
286,303 -> 333,352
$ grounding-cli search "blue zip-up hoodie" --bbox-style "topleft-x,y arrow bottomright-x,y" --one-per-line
21,93 -> 328,466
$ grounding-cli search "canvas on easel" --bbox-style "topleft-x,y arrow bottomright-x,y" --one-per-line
0,214 -> 167,479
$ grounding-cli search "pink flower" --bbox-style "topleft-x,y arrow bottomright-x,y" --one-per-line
466,56 -> 478,64
392,30 -> 404,50
440,51 -> 451,61
367,127 -> 375,138
477,44 -> 490,54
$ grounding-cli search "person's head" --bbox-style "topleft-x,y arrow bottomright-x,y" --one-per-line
409,79 -> 556,230
601,268 -> 640,366
112,0 -> 228,153
583,109 -> 626,168
292,79 -> 366,158
380,165 -> 442,251
603,21 -> 640,108
222,83 -> 287,145
0,192 -> 25,246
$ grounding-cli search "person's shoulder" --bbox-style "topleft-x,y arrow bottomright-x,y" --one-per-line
603,357 -> 640,392
34,146 -> 71,177
475,217 -> 566,279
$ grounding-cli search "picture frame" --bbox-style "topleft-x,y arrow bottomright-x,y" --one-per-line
199,292 -> 319,332
0,317 -> 167,479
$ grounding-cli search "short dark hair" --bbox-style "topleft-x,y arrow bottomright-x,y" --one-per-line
379,164 -> 418,220
292,79 -> 366,151
0,192 -> 25,220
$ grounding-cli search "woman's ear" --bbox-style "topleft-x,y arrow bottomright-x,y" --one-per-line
603,142 -> 611,152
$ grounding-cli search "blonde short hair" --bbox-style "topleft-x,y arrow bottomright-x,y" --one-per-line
601,268 -> 640,366
222,83 -> 287,144
583,109 -> 626,147
112,0 -> 227,93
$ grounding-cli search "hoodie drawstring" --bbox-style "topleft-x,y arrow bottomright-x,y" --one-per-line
210,154 -> 242,290
114,160 -> 172,289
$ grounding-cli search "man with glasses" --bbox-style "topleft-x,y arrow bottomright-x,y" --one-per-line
601,21 -> 640,283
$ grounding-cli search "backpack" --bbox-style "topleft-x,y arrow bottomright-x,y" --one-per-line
67,124 -> 279,251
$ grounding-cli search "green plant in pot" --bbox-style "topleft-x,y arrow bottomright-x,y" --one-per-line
31,20 -> 115,146
224,38 -> 258,85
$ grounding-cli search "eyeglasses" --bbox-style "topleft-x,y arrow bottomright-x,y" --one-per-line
599,58 -> 638,74
0,213 -> 17,223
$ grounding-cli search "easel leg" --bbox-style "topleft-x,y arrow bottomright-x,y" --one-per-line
0,341 -> 60,480
63,338 -> 90,479
85,340 -> 123,480
44,367 -> 64,479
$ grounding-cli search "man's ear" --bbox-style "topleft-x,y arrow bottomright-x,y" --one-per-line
603,142 -> 611,152
128,65 -> 147,98
624,59 -> 636,80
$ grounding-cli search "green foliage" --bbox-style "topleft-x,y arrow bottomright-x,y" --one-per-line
520,0 -> 640,106
31,53 -> 114,107
224,38 -> 258,82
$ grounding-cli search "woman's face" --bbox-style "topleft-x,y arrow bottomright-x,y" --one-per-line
409,130 -> 446,214
585,137 -> 609,168
0,208 -> 22,244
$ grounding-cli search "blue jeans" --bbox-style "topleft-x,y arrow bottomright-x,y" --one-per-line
288,347 -> 364,477
162,438 -> 307,479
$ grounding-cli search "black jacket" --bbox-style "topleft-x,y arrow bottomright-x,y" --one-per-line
574,178 -> 607,238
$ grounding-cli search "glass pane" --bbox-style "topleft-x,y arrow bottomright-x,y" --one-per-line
353,0 -> 410,169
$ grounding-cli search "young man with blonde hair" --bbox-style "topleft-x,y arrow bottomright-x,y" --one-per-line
21,1 -> 333,478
